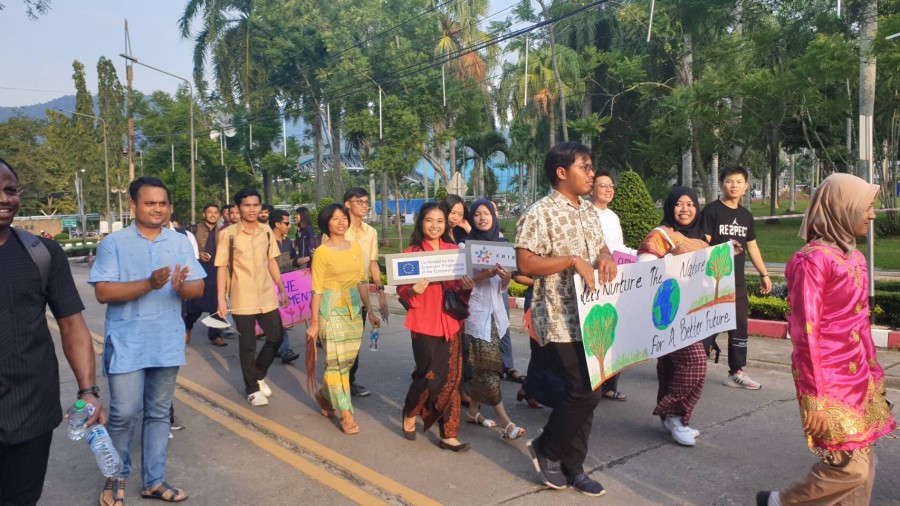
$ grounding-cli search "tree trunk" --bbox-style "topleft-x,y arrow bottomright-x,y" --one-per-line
582,85 -> 593,149
263,171 -> 273,204
449,138 -> 457,177
678,32 -> 694,189
789,153 -> 796,212
548,25 -> 568,143
858,0 -> 877,180
692,134 -> 711,202
548,102 -> 556,148
729,4 -> 743,165
380,171 -> 390,246
769,124 -> 780,215
392,174 -> 404,250
436,140 -> 447,186
313,114 -> 324,203
329,106 -> 344,201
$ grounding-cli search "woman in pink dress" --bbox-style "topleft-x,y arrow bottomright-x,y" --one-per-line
757,173 -> 896,506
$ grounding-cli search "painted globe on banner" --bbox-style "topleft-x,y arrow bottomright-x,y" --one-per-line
652,279 -> 680,330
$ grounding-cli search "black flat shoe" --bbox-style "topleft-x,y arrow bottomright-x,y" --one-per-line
438,440 -> 471,453
402,427 -> 416,441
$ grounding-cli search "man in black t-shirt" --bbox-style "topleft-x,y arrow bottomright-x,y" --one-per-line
700,166 -> 772,390
0,158 -> 106,505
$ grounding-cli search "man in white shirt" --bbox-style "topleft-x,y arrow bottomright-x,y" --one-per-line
589,172 -> 631,401
590,172 -> 636,257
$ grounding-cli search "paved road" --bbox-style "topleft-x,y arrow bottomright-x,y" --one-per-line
40,264 -> 900,505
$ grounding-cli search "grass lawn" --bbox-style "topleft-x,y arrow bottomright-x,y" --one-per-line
369,197 -> 900,271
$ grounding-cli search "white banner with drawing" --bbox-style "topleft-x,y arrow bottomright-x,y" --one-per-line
574,243 -> 737,390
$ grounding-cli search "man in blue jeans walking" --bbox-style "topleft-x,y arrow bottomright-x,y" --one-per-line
89,177 -> 204,505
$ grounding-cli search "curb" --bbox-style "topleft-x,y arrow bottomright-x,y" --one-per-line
749,318 -> 900,350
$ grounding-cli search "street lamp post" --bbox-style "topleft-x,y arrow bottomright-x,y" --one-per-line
119,53 -> 196,223
57,109 -> 111,228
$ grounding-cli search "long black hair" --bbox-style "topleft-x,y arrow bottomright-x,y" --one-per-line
410,202 -> 449,249
442,194 -> 469,243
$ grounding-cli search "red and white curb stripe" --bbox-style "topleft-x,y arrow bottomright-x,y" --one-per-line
750,318 -> 900,350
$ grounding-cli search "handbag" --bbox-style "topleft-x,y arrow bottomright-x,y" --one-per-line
441,282 -> 469,320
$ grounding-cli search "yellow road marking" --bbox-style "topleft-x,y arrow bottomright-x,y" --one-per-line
173,389 -> 390,506
177,377 -> 441,506
48,316 -> 441,506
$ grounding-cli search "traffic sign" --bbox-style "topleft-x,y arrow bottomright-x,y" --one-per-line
62,218 -> 77,228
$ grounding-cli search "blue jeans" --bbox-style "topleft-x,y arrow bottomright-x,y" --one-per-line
278,328 -> 291,355
106,366 -> 179,488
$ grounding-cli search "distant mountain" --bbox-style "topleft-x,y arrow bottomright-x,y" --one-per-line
0,95 -> 89,122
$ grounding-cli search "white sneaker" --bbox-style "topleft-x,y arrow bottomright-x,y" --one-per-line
724,370 -> 762,390
660,419 -> 700,438
248,392 -> 269,406
663,416 -> 696,446
258,379 -> 273,397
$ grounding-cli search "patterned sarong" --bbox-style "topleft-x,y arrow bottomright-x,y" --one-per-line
319,307 -> 363,412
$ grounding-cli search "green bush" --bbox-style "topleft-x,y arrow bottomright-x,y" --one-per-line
311,197 -> 335,234
608,171 -> 659,249
54,233 -> 70,241
64,245 -> 97,258
875,280 -> 900,293
508,281 -> 528,297
433,186 -> 449,203
749,295 -> 789,321
874,291 -> 900,327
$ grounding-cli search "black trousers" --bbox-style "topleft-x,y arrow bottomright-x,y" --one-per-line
0,430 -> 53,506
183,310 -> 222,342
234,310 -> 284,395
727,285 -> 749,375
534,341 -> 602,478
349,307 -> 367,385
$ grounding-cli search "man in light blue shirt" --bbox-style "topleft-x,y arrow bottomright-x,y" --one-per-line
88,177 -> 204,505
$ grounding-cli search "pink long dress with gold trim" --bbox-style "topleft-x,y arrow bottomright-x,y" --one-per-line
785,241 -> 896,454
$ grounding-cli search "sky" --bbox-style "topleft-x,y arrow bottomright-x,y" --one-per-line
0,1 -> 195,107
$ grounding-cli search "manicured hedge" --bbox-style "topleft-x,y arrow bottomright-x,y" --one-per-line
608,171 -> 659,250
749,295 -> 789,321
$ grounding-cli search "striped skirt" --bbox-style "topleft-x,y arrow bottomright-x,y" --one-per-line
319,307 -> 363,412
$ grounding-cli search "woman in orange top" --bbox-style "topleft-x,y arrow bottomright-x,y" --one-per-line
397,203 -> 474,452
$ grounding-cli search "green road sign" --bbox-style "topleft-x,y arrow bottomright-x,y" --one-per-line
62,218 -> 77,227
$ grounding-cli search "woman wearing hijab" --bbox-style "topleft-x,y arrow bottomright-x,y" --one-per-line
460,199 -> 525,439
757,174 -> 896,506
637,187 -> 711,447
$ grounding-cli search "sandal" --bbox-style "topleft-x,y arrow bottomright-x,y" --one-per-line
140,481 -> 187,503
100,477 -> 125,506
314,392 -> 336,418
602,390 -> 627,401
505,369 -> 526,384
466,411 -> 496,428
501,422 -> 526,440
340,413 -> 360,435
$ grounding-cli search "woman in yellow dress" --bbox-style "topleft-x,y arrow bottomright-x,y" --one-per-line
306,204 -> 379,434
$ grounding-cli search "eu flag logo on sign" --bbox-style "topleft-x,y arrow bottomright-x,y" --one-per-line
398,260 -> 421,276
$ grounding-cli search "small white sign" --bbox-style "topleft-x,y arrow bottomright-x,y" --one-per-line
464,240 -> 518,270
384,248 -> 468,285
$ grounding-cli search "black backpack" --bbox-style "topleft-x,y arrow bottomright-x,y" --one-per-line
13,228 -> 51,294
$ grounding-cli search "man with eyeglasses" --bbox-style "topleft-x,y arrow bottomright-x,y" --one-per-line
269,209 -> 301,364
339,188 -> 389,397
589,171 -> 636,403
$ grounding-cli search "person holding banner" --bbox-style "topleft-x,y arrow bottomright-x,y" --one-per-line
305,204 -> 379,435
398,202 -> 475,452
637,187 -> 711,447
270,210 -> 301,365
515,141 -> 617,496
462,199 -> 525,440
591,171 -> 635,402
757,174 -> 896,506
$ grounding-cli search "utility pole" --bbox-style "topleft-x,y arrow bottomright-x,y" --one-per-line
125,20 -> 135,182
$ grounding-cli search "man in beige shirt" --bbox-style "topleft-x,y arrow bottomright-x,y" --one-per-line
341,188 -> 388,397
216,188 -> 288,407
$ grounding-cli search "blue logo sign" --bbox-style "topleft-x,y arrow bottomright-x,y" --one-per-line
398,260 -> 421,276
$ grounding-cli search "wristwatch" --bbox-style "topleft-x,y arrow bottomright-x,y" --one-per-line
376,285 -> 385,291
77,385 -> 101,399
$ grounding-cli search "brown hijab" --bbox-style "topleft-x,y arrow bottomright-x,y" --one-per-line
800,173 -> 879,254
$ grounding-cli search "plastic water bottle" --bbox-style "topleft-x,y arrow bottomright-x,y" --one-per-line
87,425 -> 124,477
67,399 -> 93,441
369,327 -> 379,351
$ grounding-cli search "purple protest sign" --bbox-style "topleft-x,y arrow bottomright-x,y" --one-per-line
255,269 -> 312,335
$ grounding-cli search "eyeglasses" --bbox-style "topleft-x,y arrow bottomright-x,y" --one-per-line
280,221 -> 290,226
595,183 -> 615,189
350,199 -> 371,207
572,164 -> 594,174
